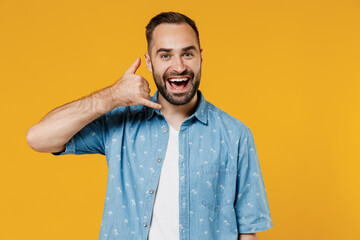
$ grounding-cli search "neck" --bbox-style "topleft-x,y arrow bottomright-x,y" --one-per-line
158,92 -> 199,130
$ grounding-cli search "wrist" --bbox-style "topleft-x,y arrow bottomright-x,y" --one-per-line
90,87 -> 116,115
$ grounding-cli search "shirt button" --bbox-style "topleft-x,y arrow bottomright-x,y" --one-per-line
157,158 -> 162,163
163,128 -> 167,133
148,189 -> 154,194
143,222 -> 147,227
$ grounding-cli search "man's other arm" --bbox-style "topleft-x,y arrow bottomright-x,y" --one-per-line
239,233 -> 257,240
26,58 -> 161,153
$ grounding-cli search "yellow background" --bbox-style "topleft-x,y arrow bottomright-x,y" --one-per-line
1,0 -> 359,239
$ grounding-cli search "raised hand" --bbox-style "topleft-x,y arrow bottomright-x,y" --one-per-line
109,57 -> 162,109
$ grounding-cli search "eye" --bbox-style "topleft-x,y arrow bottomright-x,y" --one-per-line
160,54 -> 170,59
184,52 -> 193,57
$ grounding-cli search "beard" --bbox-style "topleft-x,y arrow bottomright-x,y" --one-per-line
152,65 -> 201,106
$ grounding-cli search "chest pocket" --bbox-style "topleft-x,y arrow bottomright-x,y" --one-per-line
200,164 -> 236,211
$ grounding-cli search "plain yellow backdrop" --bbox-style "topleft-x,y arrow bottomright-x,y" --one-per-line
1,0 -> 359,239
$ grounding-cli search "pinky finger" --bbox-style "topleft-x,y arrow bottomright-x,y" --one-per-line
141,99 -> 162,109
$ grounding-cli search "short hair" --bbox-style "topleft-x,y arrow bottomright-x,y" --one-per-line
145,12 -> 200,55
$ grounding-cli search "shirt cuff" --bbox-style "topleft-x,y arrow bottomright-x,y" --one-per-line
51,138 -> 76,156
238,220 -> 273,233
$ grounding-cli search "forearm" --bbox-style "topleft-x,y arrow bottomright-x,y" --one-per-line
26,86 -> 115,153
27,58 -> 160,153
238,233 -> 257,240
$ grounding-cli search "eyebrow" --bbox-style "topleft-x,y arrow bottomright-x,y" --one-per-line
155,45 -> 197,55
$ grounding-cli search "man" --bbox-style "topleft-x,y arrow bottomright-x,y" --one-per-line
26,12 -> 272,240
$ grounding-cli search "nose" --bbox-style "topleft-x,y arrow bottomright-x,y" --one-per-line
172,56 -> 186,73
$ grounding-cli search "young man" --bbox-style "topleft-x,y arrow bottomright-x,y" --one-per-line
26,12 -> 272,240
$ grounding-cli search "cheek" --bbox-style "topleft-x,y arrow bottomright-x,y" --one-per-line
189,59 -> 201,70
191,64 -> 201,75
153,63 -> 168,75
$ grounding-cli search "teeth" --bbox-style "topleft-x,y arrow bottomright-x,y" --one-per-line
168,78 -> 189,82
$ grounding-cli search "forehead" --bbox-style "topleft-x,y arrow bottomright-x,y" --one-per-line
151,23 -> 199,54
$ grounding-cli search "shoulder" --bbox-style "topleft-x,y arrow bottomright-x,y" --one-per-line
104,104 -> 144,118
99,104 -> 146,126
205,100 -> 250,136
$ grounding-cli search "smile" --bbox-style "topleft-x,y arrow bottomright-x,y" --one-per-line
166,77 -> 190,91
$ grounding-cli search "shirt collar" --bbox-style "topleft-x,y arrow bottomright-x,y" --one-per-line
145,90 -> 208,125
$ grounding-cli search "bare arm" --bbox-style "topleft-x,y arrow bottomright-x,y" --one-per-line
238,233 -> 257,240
26,58 -> 161,153
26,87 -> 113,153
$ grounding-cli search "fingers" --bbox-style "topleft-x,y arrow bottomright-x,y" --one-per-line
125,57 -> 141,74
143,86 -> 151,94
143,78 -> 150,88
140,98 -> 162,110
121,58 -> 160,109
141,79 -> 150,94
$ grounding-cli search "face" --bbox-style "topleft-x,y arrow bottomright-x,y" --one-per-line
145,23 -> 203,105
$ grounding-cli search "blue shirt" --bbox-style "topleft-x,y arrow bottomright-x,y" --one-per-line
53,90 -> 273,240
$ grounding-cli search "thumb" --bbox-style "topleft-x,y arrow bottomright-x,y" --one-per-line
125,57 -> 141,74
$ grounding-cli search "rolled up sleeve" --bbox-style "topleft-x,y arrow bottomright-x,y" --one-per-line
52,115 -> 107,156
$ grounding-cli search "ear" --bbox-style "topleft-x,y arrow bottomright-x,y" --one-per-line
200,48 -> 203,63
144,53 -> 153,73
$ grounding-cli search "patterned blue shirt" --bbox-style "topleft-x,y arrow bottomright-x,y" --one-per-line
53,90 -> 273,240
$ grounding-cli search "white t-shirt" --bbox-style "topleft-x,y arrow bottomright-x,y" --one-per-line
148,124 -> 179,240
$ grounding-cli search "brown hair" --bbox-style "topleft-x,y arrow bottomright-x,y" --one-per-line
145,12 -> 200,55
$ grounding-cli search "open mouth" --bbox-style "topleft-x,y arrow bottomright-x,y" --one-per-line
166,77 -> 190,91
